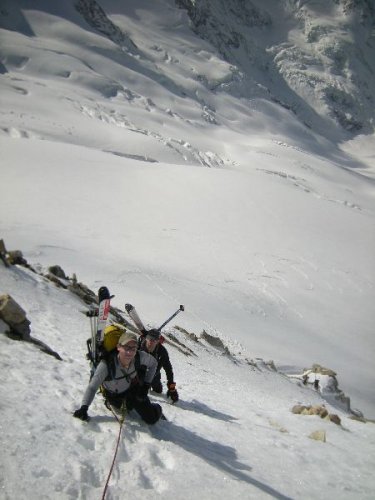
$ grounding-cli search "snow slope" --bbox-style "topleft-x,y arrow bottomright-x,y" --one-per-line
0,0 -> 374,414
1,261 -> 375,500
0,1 -> 375,496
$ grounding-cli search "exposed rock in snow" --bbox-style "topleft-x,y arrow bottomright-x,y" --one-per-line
176,0 -> 375,136
75,0 -> 138,53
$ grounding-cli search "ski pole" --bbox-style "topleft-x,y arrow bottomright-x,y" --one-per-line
158,305 -> 184,331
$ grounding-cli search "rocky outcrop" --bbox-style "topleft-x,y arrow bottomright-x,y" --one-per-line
292,404 -> 341,426
287,363 -> 353,414
75,0 -> 138,53
0,293 -> 62,360
308,430 -> 326,442
0,294 -> 31,340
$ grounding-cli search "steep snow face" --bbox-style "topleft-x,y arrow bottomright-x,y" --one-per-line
1,263 -> 375,500
0,0 -> 374,421
176,0 -> 375,137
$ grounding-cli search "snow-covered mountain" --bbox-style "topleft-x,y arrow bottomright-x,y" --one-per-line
0,1 -> 375,497
1,0 -> 374,167
1,254 -> 375,499
176,0 -> 375,137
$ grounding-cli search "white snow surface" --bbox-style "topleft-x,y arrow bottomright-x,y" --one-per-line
0,1 -> 375,498
1,264 -> 375,500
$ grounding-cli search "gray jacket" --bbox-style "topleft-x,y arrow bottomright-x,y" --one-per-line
82,350 -> 157,407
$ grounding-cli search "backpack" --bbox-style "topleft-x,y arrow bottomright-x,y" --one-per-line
86,322 -> 125,370
87,323 -> 147,385
102,323 -> 126,352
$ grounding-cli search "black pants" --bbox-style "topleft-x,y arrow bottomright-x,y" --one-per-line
104,387 -> 162,425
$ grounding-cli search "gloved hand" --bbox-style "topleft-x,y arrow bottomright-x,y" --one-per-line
136,383 -> 150,402
73,405 -> 90,421
167,382 -> 179,403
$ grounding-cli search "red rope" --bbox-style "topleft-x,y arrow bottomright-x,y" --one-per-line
101,405 -> 126,500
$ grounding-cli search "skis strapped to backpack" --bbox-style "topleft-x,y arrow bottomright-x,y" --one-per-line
125,303 -> 185,351
86,286 -> 112,376
125,303 -> 184,337
124,303 -> 147,334
97,286 -> 111,340
86,290 -> 137,379
86,297 -> 185,376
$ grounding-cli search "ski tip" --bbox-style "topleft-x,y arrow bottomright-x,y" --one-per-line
98,286 -> 111,300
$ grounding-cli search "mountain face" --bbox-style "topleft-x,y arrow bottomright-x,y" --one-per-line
0,0 -> 374,421
0,0 -> 374,166
175,0 -> 375,137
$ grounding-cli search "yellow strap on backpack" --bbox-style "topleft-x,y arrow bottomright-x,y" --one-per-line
103,323 -> 127,352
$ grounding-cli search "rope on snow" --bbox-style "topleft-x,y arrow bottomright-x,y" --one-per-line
101,403 -> 127,500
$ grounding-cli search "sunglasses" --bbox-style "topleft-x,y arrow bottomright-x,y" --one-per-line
120,345 -> 137,352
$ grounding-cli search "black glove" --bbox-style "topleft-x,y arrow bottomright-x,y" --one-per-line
136,383 -> 150,402
167,382 -> 179,403
73,405 -> 90,421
